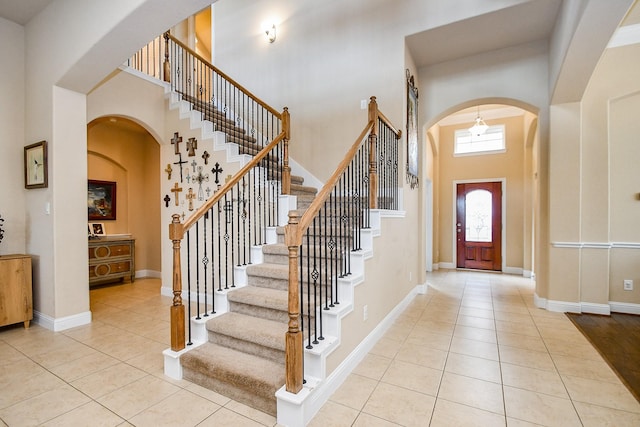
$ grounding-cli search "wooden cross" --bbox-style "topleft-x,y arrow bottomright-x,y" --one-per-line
186,137 -> 198,157
211,162 -> 224,184
173,153 -> 187,182
165,164 -> 173,180
171,182 -> 182,206
163,194 -> 171,207
190,160 -> 198,173
171,132 -> 183,155
202,150 -> 210,165
186,188 -> 196,211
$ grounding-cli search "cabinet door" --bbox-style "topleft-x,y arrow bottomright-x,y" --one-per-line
0,258 -> 33,327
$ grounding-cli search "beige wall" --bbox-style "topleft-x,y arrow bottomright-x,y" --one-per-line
547,43 -> 640,310
87,120 -> 161,274
435,115 -> 527,271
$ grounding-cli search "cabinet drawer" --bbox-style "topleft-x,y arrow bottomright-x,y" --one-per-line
89,244 -> 131,259
89,261 -> 132,279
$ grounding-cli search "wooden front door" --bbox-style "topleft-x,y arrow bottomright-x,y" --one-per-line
456,182 -> 502,271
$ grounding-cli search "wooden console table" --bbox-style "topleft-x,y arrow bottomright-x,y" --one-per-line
0,254 -> 33,328
88,237 -> 135,286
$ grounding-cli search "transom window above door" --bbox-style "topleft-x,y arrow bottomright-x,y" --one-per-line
454,124 -> 505,156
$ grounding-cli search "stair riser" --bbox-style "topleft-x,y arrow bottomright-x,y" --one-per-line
182,366 -> 278,416
208,331 -> 285,364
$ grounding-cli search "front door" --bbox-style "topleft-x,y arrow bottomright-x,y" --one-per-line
456,182 -> 502,271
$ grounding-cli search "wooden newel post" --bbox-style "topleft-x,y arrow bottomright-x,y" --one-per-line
282,107 -> 291,195
284,211 -> 303,393
169,214 -> 185,351
368,96 -> 379,209
163,31 -> 171,83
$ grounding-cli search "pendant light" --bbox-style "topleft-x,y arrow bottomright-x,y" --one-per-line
469,106 -> 488,136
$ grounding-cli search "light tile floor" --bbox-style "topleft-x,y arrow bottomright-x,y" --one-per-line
1,271 -> 639,426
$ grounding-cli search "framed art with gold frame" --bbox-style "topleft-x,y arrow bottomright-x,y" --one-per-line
24,140 -> 48,189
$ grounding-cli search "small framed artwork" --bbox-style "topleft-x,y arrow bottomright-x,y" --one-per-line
24,140 -> 48,189
88,180 -> 117,220
406,69 -> 419,189
91,223 -> 106,236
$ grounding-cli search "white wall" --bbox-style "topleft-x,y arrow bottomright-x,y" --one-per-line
0,18 -> 26,256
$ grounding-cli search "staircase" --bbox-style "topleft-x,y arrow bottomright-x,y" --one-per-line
173,93 -> 317,415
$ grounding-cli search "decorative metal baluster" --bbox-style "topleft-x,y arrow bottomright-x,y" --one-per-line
202,212 -> 209,317
305,231 -> 313,349
195,221 -> 201,320
312,216 -> 319,345
224,193 -> 230,289
209,207 -> 216,313
218,199 -> 223,291
230,185 -> 236,287
317,210 -> 325,342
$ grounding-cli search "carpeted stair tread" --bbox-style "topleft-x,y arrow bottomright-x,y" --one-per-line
207,311 -> 287,352
227,286 -> 288,312
181,342 -> 284,415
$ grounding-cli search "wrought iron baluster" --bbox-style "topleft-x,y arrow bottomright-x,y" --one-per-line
186,230 -> 192,345
305,231 -> 312,349
210,207 -> 216,313
195,221 -> 201,320
202,212 -> 209,317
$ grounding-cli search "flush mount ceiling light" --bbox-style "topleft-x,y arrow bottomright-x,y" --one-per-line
263,23 -> 276,43
469,106 -> 488,136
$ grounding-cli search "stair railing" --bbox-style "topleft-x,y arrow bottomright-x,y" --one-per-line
127,32 -> 290,193
145,32 -> 293,352
284,97 -> 401,393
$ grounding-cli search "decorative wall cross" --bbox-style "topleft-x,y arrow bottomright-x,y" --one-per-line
191,160 -> 197,173
186,137 -> 198,156
171,132 -> 183,155
186,188 -> 196,211
211,162 -> 223,184
192,166 -> 209,201
205,187 -> 211,198
163,194 -> 171,207
171,182 -> 183,206
202,151 -> 210,165
173,153 -> 187,182
186,172 -> 191,183
165,163 -> 173,180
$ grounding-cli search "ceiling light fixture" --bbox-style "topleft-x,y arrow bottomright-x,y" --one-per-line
469,106 -> 488,136
264,23 -> 276,43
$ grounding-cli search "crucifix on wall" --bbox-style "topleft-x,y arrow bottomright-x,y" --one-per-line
202,151 -> 210,165
173,153 -> 187,183
192,166 -> 209,201
165,164 -> 173,180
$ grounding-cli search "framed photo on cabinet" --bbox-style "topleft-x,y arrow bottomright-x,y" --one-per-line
24,141 -> 48,189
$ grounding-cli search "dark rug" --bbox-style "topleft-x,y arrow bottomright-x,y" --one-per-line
567,312 -> 640,403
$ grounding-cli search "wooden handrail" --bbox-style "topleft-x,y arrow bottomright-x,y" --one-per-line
165,32 -> 282,119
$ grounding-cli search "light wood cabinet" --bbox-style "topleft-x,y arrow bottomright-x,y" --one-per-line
0,255 -> 33,328
88,237 -> 135,286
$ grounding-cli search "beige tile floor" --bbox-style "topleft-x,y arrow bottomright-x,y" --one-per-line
1,271 -> 639,426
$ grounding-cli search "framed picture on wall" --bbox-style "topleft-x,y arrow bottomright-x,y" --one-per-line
88,180 -> 117,220
406,69 -> 419,189
24,140 -> 48,189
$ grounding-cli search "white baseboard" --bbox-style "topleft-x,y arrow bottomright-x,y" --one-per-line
136,269 -> 161,279
581,302 -> 611,315
439,262 -> 455,269
523,270 -> 534,278
34,310 -> 92,332
503,266 -> 524,276
609,301 -> 640,315
533,294 -> 640,315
